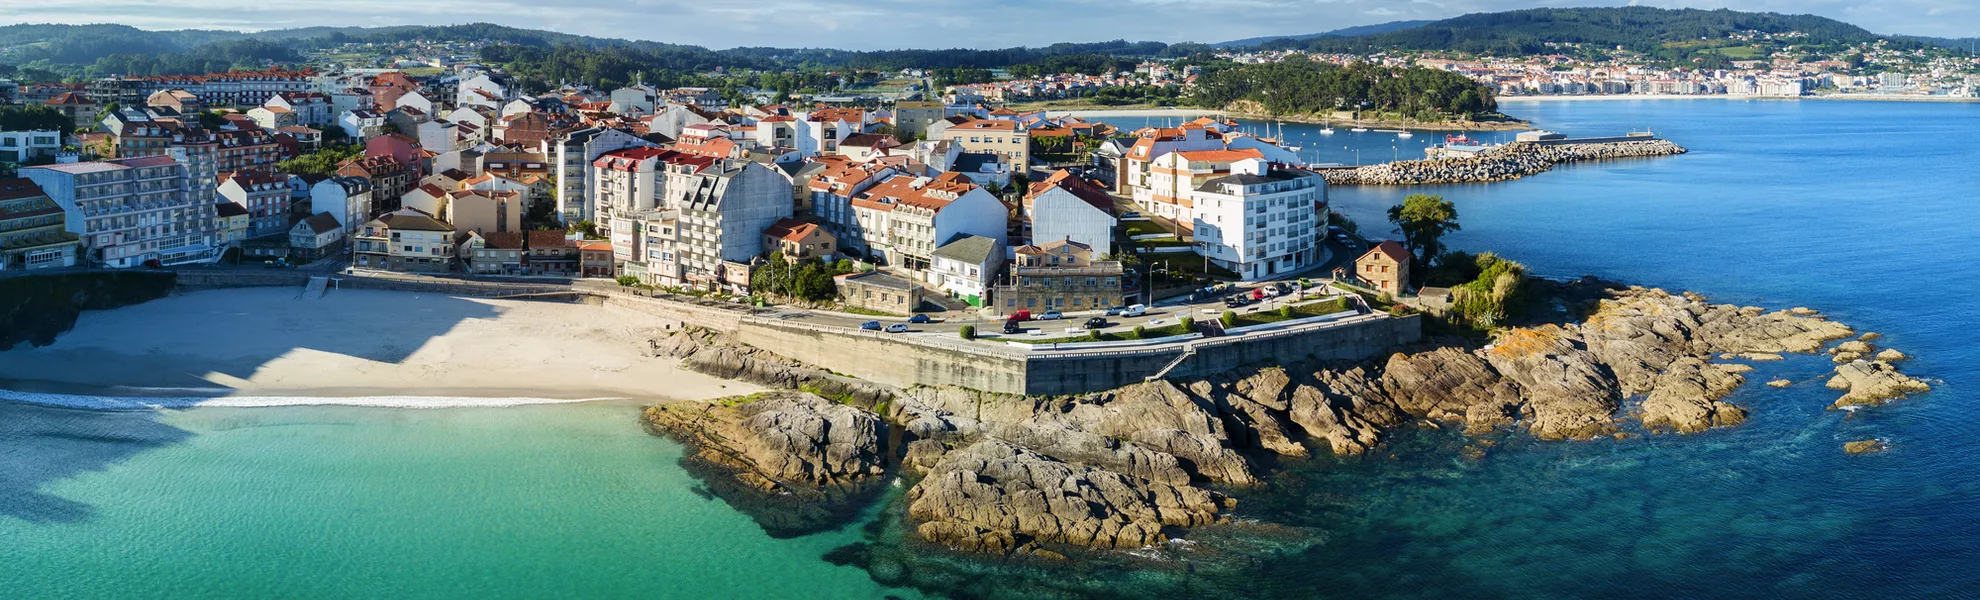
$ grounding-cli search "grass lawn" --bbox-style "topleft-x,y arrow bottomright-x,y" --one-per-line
1226,297 -> 1350,328
1003,322 -> 1196,344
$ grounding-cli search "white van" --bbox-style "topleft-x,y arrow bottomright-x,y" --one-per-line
1123,304 -> 1148,317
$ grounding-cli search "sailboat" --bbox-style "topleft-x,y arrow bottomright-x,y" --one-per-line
1319,116 -> 1335,135
1350,123 -> 1368,132
1397,130 -> 1414,139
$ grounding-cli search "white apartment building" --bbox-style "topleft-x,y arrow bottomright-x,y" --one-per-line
1188,159 -> 1327,281
22,156 -> 219,268
548,127 -> 652,224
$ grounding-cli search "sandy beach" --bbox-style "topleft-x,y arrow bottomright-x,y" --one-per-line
0,287 -> 756,407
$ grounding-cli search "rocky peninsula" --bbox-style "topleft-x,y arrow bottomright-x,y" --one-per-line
1321,139 -> 1688,185
637,281 -> 1930,557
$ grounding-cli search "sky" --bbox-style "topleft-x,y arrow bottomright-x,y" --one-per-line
0,0 -> 1973,50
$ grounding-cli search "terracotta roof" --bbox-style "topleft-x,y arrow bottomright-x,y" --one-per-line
1360,240 -> 1409,265
1171,148 -> 1264,163
0,178 -> 50,203
762,218 -> 823,243
480,231 -> 526,249
527,230 -> 572,249
298,212 -> 342,235
44,92 -> 95,106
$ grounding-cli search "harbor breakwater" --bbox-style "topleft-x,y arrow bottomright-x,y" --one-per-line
1322,139 -> 1687,185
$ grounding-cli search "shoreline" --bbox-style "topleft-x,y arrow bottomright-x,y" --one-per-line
0,387 -> 632,411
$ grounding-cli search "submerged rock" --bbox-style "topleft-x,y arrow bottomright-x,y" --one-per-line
1843,439 -> 1888,454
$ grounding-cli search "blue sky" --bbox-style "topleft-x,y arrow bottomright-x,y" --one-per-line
2,0 -> 1972,50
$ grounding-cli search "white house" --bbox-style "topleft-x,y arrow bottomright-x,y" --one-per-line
929,234 -> 1003,306
310,176 -> 375,235
339,110 -> 386,140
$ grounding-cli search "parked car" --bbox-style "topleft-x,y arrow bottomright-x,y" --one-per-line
1084,317 -> 1108,330
1009,310 -> 1032,322
1040,310 -> 1063,320
885,323 -> 910,333
1275,282 -> 1293,294
860,320 -> 881,331
1225,296 -> 1250,308
1251,289 -> 1266,300
1105,306 -> 1125,316
1261,286 -> 1280,298
1123,304 -> 1149,317
908,314 -> 931,323
1121,211 -> 1143,219
1003,319 -> 1023,334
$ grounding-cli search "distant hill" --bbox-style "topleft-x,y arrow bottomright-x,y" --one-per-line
1899,35 -> 1980,54
1213,20 -> 1433,48
1267,7 -> 1899,56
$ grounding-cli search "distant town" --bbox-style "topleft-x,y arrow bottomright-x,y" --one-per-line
0,17 -> 1970,327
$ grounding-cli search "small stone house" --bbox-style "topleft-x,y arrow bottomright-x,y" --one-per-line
1356,240 -> 1411,295
836,270 -> 923,315
762,218 -> 837,261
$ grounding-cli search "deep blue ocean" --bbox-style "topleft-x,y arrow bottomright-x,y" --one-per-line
3,99 -> 1973,599
1072,99 -> 1977,599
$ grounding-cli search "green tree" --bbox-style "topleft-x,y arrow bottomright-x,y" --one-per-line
1220,310 -> 1237,327
1178,316 -> 1195,331
1279,305 -> 1294,319
959,325 -> 976,340
1386,194 -> 1461,274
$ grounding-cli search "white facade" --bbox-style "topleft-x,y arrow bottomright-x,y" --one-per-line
1027,185 -> 1116,255
1188,159 -> 1327,281
310,177 -> 375,236
548,127 -> 653,224
22,157 -> 218,268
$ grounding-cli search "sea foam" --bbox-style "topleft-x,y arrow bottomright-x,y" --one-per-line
0,388 -> 618,410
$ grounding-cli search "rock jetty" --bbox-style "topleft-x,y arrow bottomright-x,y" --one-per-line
640,284 -> 1929,556
1321,140 -> 1687,185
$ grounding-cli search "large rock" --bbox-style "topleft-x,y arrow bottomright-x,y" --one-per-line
644,391 -> 888,536
1287,365 -> 1404,454
1482,326 -> 1621,440
1826,361 -> 1932,408
1379,347 -> 1521,433
907,440 -> 1230,553
1639,357 -> 1749,433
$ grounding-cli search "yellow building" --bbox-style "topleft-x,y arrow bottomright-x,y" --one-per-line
940,118 -> 1029,171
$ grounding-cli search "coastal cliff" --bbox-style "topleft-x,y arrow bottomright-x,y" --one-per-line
1321,139 -> 1687,185
639,283 -> 1929,556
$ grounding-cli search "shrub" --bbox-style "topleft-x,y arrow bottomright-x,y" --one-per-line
1178,316 -> 1195,331
1220,310 -> 1236,327
1279,305 -> 1294,319
615,275 -> 638,287
1132,325 -> 1147,339
959,324 -> 976,340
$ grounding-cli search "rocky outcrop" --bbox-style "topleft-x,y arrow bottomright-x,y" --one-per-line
643,391 -> 888,536
1826,360 -> 1932,408
1321,140 -> 1687,186
907,440 -> 1231,553
636,284 -> 1929,555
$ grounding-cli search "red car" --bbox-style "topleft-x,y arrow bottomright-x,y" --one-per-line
1251,289 -> 1266,300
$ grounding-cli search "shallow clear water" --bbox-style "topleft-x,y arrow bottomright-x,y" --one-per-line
5,99 -> 1976,599
0,401 -> 922,599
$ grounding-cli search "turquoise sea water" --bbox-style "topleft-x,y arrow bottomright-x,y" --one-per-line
0,401 -> 922,599
5,99 -> 1976,599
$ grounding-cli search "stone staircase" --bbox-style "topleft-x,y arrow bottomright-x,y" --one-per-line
1145,345 -> 1197,382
